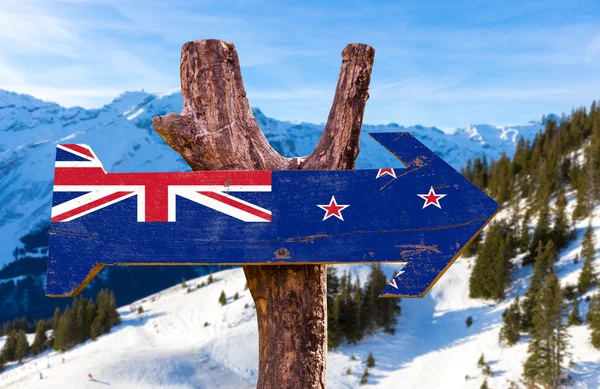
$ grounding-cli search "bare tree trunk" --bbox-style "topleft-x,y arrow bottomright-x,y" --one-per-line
153,39 -> 374,389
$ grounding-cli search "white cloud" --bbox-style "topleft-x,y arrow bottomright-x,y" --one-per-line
0,0 -> 598,127
0,3 -> 80,57
585,33 -> 600,63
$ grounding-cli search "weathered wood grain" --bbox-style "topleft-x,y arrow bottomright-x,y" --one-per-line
152,39 -> 375,389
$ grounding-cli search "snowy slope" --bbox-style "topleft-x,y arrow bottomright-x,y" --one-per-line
1,201 -> 597,389
0,89 -> 550,269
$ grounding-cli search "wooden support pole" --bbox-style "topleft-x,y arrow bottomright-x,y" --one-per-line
152,39 -> 374,389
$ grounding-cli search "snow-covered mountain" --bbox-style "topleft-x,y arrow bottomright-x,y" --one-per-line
0,88 -> 550,269
0,200 -> 597,389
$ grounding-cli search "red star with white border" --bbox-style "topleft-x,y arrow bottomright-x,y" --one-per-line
376,168 -> 396,179
317,196 -> 350,221
417,187 -> 446,209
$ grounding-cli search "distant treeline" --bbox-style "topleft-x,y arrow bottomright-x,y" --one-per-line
0,289 -> 120,372
327,264 -> 401,349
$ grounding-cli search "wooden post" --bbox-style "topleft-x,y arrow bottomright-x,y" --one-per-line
152,39 -> 375,389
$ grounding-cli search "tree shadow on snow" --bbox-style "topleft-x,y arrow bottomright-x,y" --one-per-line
117,311 -> 166,328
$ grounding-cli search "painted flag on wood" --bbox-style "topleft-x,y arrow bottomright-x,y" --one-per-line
47,133 -> 498,298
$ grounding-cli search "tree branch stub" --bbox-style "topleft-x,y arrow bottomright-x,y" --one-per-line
152,39 -> 375,389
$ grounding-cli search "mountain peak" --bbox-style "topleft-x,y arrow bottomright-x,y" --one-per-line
540,113 -> 561,125
0,89 -> 59,111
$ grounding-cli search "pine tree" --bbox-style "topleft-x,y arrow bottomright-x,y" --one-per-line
366,352 -> 375,368
362,265 -> 400,334
523,273 -> 569,388
219,291 -> 227,306
552,187 -> 572,250
477,353 -> 485,368
329,289 -> 343,349
89,289 -> 120,341
337,271 -> 357,343
528,201 -> 552,264
349,278 -> 363,343
578,222 -> 597,295
1,331 -> 16,362
10,318 -> 31,333
482,364 -> 493,376
469,223 -> 511,300
326,266 -> 340,306
522,241 -> 556,332
52,307 -> 61,331
360,368 -> 369,385
493,232 -> 511,299
14,330 -> 29,364
85,298 -> 97,337
31,320 -> 48,355
327,266 -> 342,348
508,197 -> 521,237
500,295 -> 521,346
361,266 -> 379,334
91,291 -> 108,340
573,145 -> 598,219
587,293 -> 600,349
1,322 -> 12,337
519,212 -> 531,252
480,379 -> 490,389
73,297 -> 90,343
470,227 -> 497,299
513,136 -> 529,175
567,299 -> 582,326
572,166 -> 588,220
463,233 -> 482,257
55,307 -> 75,351
108,291 -> 121,327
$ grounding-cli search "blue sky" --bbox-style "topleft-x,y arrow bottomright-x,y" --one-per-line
1,0 -> 599,129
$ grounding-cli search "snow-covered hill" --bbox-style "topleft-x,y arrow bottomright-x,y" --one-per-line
0,199 -> 597,389
0,89 -> 550,269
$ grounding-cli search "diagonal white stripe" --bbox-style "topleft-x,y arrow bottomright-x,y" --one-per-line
172,188 -> 271,222
56,144 -> 93,161
51,190 -> 111,218
52,187 -> 144,222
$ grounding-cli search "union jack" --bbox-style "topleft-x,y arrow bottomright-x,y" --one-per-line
51,144 -> 272,223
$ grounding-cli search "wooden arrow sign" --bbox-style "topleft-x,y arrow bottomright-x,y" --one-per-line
46,132 -> 498,298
